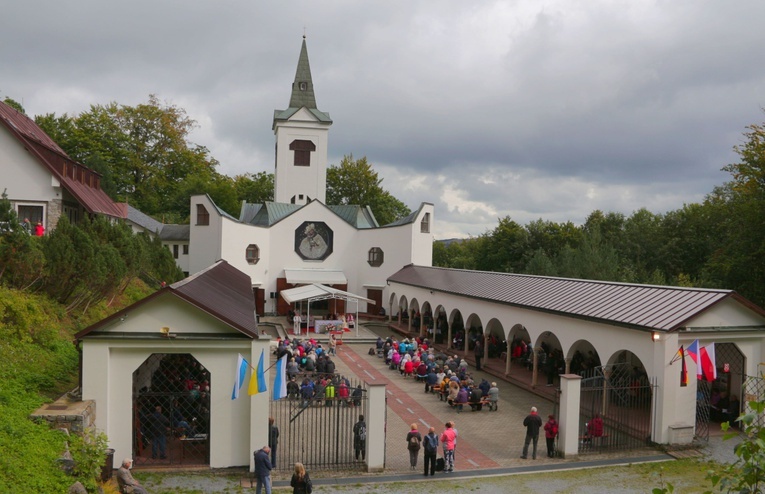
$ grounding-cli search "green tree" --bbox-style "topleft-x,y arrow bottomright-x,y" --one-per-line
702,118 -> 765,306
35,95 -> 224,219
703,400 -> 765,494
234,172 -> 274,204
2,96 -> 25,114
555,230 -> 623,281
326,154 -> 411,225
474,217 -> 529,273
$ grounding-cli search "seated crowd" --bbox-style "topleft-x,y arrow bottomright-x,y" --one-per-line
274,336 -> 364,407
375,336 -> 499,413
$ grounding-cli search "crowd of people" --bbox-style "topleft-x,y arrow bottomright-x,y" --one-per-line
274,336 -> 365,408
376,335 -> 500,414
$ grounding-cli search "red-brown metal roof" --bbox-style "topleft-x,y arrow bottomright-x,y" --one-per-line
0,101 -> 125,218
76,260 -> 259,340
387,265 -> 762,332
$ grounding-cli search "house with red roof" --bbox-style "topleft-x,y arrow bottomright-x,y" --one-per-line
0,101 -> 124,231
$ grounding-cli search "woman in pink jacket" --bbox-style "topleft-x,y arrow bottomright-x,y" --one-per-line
440,422 -> 457,473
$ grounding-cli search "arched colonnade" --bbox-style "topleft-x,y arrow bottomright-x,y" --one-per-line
388,289 -> 652,387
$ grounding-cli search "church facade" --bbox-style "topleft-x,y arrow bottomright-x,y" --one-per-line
184,38 -> 433,316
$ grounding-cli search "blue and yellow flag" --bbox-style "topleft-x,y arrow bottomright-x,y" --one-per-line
248,349 -> 268,396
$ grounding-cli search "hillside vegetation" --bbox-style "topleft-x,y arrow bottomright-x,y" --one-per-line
0,194 -> 181,492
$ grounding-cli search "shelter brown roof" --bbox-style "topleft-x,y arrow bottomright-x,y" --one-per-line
76,260 -> 259,339
387,265 -> 765,332
0,101 -> 124,218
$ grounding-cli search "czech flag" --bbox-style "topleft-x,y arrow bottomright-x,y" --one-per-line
699,343 -> 717,382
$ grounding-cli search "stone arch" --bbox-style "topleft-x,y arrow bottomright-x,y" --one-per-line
420,301 -> 433,339
433,305 -> 448,345
534,331 -> 564,387
484,318 -> 506,359
397,295 -> 409,326
713,342 -> 747,412
464,313 -> 484,352
567,339 -> 602,376
387,291 -> 398,320
408,298 -> 421,334
448,309 -> 465,350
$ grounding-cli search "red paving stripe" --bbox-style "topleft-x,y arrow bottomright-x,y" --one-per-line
338,346 -> 499,470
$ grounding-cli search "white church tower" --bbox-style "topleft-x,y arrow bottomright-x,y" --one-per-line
273,36 -> 332,205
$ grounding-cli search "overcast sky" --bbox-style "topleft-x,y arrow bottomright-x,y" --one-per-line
2,1 -> 764,238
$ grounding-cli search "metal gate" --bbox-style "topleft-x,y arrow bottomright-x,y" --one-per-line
695,379 -> 711,442
132,353 -> 211,466
270,375 -> 368,472
743,375 -> 765,429
579,363 -> 656,454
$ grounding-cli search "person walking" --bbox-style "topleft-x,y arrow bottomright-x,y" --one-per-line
544,414 -> 559,458
290,462 -> 312,494
268,417 -> 279,468
440,422 -> 457,473
353,415 -> 367,461
422,426 -> 439,476
253,446 -> 273,494
521,406 -> 543,459
406,423 -> 422,470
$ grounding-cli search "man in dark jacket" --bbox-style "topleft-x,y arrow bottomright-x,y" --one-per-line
474,338 -> 484,370
521,406 -> 543,459
268,417 -> 279,468
253,446 -> 272,494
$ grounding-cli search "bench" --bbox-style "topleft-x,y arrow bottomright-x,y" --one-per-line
467,399 -> 494,411
579,434 -> 609,447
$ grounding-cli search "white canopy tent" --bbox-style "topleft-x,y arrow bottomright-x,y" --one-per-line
280,283 -> 373,337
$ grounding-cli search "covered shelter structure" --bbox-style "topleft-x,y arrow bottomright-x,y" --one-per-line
386,264 -> 765,455
75,261 -> 270,469
280,283 -> 373,337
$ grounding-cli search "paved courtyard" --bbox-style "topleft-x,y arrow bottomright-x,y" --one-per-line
331,340 -> 657,474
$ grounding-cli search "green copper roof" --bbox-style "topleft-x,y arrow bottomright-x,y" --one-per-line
273,38 -> 332,127
290,38 -> 317,109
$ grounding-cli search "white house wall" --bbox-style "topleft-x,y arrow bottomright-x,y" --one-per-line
1,127 -> 58,216
188,195 -> 223,275
684,298 -> 765,329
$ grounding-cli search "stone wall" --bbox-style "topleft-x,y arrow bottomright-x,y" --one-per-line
30,398 -> 96,435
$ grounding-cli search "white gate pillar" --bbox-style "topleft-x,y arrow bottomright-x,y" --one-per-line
559,374 -> 582,458
366,383 -> 386,472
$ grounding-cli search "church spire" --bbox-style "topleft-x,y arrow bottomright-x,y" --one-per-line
289,36 -> 317,109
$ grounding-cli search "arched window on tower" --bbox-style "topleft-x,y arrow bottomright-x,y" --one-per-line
289,139 -> 316,167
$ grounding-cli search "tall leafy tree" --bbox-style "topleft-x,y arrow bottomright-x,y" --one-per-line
703,118 -> 765,305
326,154 -> 411,225
474,217 -> 529,273
234,172 -> 274,204
35,95 -> 223,219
